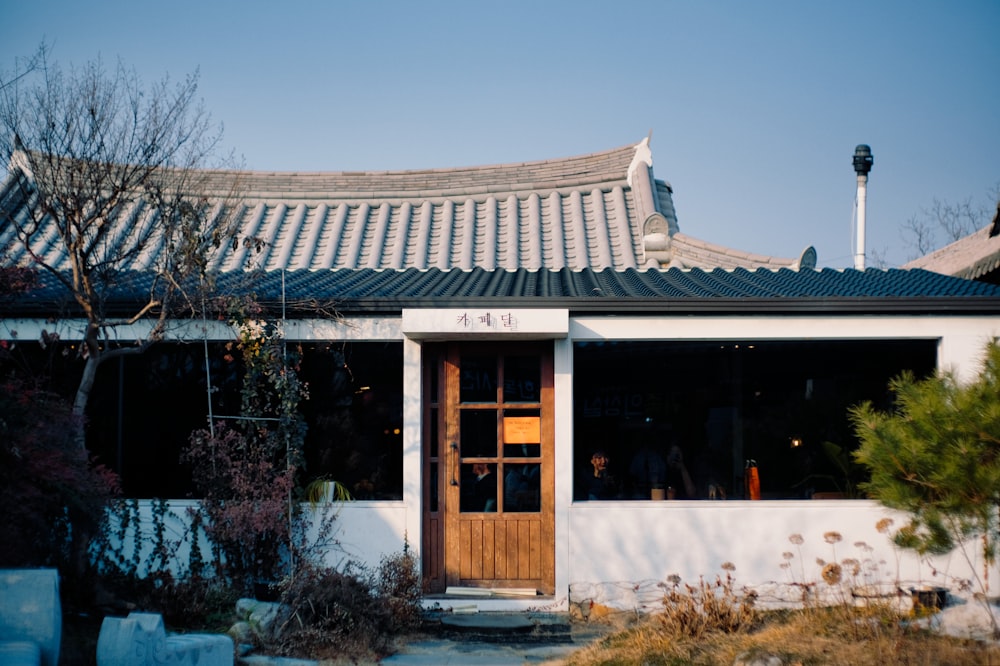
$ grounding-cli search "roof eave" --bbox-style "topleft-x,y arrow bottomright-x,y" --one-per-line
267,296 -> 1000,317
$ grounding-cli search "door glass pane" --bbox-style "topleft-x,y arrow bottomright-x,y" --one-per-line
429,462 -> 439,512
461,409 -> 497,458
504,443 -> 540,457
428,348 -> 441,404
503,355 -> 540,403
461,355 -> 496,403
429,407 -> 439,458
503,408 -> 540,458
460,462 -> 497,512
503,463 -> 541,512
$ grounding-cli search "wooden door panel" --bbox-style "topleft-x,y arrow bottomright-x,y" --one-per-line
426,517 -> 442,582
425,342 -> 554,595
494,523 -> 508,579
482,523 -> 496,579
454,517 -> 545,584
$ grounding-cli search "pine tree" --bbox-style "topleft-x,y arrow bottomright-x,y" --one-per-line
851,339 -> 1000,636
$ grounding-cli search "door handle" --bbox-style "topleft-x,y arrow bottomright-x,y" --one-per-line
450,442 -> 459,486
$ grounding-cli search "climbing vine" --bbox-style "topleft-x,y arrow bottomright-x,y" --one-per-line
181,296 -> 309,593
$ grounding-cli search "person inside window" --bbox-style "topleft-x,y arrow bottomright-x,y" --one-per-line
664,444 -> 697,499
581,449 -> 619,500
472,462 -> 497,512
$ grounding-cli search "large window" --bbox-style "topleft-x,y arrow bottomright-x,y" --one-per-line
86,341 -> 404,499
573,340 -> 936,500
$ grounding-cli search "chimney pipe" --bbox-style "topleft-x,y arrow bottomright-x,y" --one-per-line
853,145 -> 873,270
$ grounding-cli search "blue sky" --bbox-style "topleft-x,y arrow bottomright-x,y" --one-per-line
3,0 -> 998,267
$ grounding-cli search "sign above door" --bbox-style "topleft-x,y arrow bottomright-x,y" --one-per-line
402,309 -> 568,340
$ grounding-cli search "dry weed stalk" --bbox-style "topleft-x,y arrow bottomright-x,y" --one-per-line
659,564 -> 758,639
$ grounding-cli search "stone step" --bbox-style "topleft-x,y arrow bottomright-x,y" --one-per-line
426,612 -> 573,644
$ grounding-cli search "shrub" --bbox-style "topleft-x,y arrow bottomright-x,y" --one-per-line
266,549 -> 422,661
183,421 -> 297,592
98,572 -> 239,631
0,376 -> 119,597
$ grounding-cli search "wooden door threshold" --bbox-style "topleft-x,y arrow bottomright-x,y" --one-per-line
443,586 -> 540,598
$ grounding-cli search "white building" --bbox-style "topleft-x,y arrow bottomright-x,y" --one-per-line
3,138 -> 999,611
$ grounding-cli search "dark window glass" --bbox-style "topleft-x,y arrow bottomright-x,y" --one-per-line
503,355 -> 540,402
572,340 -> 936,501
461,409 -> 497,458
503,463 -> 541,512
299,343 -> 403,500
460,462 -> 497,512
460,355 -> 496,403
429,407 -> 439,458
428,348 -> 441,405
82,341 -> 404,499
428,463 -> 439,512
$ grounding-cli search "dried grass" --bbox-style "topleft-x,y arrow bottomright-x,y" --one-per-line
564,533 -> 1000,666
565,604 -> 1000,666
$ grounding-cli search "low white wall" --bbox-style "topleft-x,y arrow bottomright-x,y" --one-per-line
300,501 -> 410,569
565,500 -> 999,611
98,500 -> 409,580
100,498 -> 998,614
98,500 -> 210,579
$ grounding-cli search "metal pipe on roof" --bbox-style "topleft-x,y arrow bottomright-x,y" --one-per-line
853,145 -> 874,270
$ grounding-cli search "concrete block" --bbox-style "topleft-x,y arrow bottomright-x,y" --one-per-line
0,568 -> 62,666
97,611 -> 233,666
0,642 -> 42,666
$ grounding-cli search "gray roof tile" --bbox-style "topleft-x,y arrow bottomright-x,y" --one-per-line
1,138 -> 809,275
7,267 -> 999,318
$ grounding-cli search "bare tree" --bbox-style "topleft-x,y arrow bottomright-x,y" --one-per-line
0,44 -> 246,448
901,183 -> 1000,261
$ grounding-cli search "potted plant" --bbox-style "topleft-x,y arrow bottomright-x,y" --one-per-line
305,477 -> 353,507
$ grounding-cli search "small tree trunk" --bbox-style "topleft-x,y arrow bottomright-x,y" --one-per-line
72,353 -> 100,451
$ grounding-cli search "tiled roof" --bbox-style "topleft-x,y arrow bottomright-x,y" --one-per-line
1,138 -> 812,274
667,233 -> 816,270
8,267 -> 999,317
902,208 -> 1000,281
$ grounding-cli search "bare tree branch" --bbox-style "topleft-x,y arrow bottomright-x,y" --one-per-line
900,181 -> 1000,263
0,44 -> 247,448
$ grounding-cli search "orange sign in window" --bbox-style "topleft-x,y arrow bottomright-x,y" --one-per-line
503,416 -> 540,444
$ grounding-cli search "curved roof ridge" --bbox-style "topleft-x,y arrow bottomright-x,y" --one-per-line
202,142 -> 641,203
667,232 -> 810,270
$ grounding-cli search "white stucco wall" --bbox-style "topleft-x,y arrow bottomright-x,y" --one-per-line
299,501 -> 410,569
563,500 -> 998,611
99,499 -> 411,580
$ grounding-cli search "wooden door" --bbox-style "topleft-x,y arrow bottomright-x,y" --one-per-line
422,342 -> 554,595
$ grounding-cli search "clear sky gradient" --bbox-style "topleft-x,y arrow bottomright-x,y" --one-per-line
3,1 -> 998,268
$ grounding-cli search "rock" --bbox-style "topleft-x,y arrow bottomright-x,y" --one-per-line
733,651 -> 784,666
227,621 -> 253,644
235,598 -> 282,637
